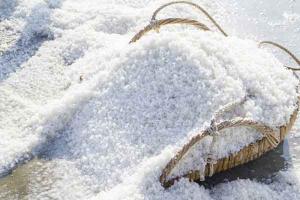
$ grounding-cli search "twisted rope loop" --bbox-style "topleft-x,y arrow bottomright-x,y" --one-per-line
151,0 -> 227,36
129,1 -> 228,43
129,18 -> 209,43
205,96 -> 248,176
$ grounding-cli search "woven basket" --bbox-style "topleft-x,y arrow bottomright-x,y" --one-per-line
130,1 -> 300,188
161,104 -> 299,188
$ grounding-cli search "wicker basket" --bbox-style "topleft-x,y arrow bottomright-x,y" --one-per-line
160,103 -> 299,188
130,1 -> 300,188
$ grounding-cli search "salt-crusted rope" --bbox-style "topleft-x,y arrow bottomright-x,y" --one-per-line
151,1 -> 227,36
206,96 -> 248,176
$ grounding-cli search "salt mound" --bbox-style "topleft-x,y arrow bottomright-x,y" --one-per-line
49,30 -> 298,197
1,0 -> 299,199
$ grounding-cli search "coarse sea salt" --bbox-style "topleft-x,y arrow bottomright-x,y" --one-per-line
54,29 -> 298,195
0,0 -> 299,199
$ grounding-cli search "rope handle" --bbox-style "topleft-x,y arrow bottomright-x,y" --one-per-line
129,1 -> 228,43
151,1 -> 227,36
129,18 -> 209,43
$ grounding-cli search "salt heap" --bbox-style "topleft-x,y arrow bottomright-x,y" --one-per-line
49,29 -> 298,198
1,0 -> 300,199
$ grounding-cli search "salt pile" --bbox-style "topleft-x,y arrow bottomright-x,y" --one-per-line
0,0 -> 300,199
45,30 -> 297,198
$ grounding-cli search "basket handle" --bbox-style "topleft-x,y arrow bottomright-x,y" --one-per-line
129,18 -> 209,43
129,1 -> 229,43
151,1 -> 227,36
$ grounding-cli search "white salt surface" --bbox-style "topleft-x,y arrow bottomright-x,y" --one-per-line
0,0 -> 299,199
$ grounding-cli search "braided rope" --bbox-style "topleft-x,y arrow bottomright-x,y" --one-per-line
151,1 -> 227,36
129,18 -> 209,43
